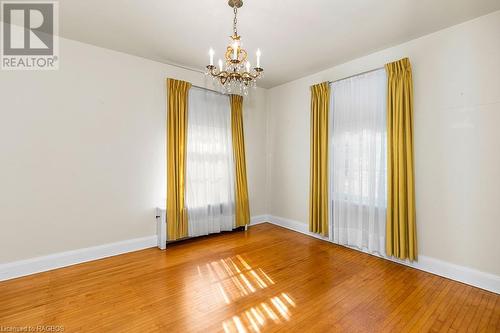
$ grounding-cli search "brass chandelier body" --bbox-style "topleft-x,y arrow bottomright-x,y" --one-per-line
206,0 -> 263,95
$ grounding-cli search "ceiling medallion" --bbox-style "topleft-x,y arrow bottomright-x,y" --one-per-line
206,0 -> 263,95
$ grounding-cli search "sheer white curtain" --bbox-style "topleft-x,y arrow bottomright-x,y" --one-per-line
330,69 -> 387,255
186,87 -> 235,237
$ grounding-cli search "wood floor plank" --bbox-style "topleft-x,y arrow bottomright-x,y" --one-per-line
0,223 -> 498,332
466,291 -> 491,332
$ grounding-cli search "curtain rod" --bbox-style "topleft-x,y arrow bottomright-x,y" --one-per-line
191,84 -> 228,96
329,66 -> 385,84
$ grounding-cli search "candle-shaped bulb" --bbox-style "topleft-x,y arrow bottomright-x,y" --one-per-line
256,49 -> 261,68
209,48 -> 214,66
232,41 -> 238,60
246,62 -> 251,72
218,59 -> 223,70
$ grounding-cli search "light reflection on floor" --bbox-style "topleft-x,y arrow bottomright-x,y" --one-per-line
198,255 -> 275,303
222,292 -> 297,333
197,255 -> 296,333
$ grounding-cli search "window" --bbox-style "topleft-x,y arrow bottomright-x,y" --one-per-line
330,68 -> 387,255
185,87 -> 235,237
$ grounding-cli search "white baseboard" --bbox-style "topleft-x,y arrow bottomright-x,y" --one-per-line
250,215 -> 499,294
0,236 -> 157,282
398,256 -> 500,295
250,215 -> 270,226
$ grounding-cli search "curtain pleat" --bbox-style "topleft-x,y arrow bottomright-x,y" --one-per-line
166,78 -> 191,241
230,95 -> 250,227
385,58 -> 417,261
309,82 -> 330,236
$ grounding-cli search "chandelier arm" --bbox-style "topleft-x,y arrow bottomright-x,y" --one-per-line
243,71 -> 262,80
217,71 -> 229,79
209,66 -> 229,79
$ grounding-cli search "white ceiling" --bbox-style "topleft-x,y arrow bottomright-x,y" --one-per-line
58,0 -> 500,88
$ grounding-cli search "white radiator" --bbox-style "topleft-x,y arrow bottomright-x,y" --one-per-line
155,207 -> 167,250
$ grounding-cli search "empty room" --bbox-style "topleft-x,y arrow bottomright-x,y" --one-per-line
1,0 -> 499,332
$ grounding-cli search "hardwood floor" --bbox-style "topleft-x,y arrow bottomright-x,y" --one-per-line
0,223 -> 498,332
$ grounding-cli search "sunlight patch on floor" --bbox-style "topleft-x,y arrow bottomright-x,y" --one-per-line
221,292 -> 297,332
196,254 -> 297,332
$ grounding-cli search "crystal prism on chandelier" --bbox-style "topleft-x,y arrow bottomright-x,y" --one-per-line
206,0 -> 263,96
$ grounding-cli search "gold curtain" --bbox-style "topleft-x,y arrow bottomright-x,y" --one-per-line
385,58 -> 417,261
166,78 -> 191,241
230,94 -> 250,227
309,82 -> 330,236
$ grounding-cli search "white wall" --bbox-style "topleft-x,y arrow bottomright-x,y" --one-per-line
0,37 -> 268,263
243,88 -> 268,217
266,11 -> 500,276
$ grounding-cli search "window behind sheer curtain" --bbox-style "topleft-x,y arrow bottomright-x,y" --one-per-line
330,69 -> 387,255
185,87 -> 235,237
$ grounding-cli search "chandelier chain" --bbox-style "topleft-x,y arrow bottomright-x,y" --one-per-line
233,6 -> 238,36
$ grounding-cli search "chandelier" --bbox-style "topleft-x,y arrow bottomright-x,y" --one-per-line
206,0 -> 263,95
